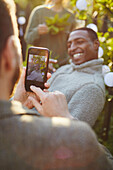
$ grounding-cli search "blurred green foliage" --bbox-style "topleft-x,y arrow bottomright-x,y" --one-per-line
97,30 -> 113,68
46,13 -> 70,35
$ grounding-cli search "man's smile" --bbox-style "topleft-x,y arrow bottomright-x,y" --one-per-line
73,53 -> 84,59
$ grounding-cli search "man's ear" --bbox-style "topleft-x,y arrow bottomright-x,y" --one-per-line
93,40 -> 100,51
2,35 -> 16,72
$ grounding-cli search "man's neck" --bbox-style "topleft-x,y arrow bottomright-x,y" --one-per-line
50,4 -> 63,12
0,80 -> 10,100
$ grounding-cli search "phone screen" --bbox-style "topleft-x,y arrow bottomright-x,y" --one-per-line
25,47 -> 50,92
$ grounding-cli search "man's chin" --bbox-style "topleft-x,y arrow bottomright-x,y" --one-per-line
72,58 -> 85,65
72,59 -> 81,65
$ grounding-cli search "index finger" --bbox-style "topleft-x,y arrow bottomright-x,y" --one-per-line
30,86 -> 45,102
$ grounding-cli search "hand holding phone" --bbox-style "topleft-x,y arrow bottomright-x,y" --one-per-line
37,23 -> 49,35
25,47 -> 50,92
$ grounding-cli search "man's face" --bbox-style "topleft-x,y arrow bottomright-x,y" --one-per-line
67,30 -> 97,65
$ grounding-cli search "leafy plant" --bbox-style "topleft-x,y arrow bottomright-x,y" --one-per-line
45,13 -> 71,35
97,28 -> 113,68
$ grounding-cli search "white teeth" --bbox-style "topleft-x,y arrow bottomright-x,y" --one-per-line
73,53 -> 83,58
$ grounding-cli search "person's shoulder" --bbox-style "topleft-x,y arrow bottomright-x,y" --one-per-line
0,100 -> 38,119
10,100 -> 39,117
32,5 -> 49,13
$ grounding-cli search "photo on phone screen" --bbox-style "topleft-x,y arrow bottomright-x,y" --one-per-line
25,47 -> 50,92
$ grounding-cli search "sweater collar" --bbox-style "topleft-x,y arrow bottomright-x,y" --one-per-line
70,58 -> 104,74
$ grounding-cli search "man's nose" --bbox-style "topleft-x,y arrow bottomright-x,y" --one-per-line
70,42 -> 76,51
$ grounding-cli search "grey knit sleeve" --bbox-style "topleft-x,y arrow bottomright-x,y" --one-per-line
68,83 -> 105,127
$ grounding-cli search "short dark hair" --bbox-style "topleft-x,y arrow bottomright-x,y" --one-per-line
71,27 -> 99,42
0,0 -> 18,58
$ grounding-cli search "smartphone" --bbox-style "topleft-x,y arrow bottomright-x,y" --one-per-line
25,46 -> 50,92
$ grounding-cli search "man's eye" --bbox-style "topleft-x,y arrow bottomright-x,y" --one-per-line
77,40 -> 84,44
78,41 -> 83,43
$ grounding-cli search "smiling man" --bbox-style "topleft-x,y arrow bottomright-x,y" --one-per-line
48,28 -> 105,127
68,28 -> 99,65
